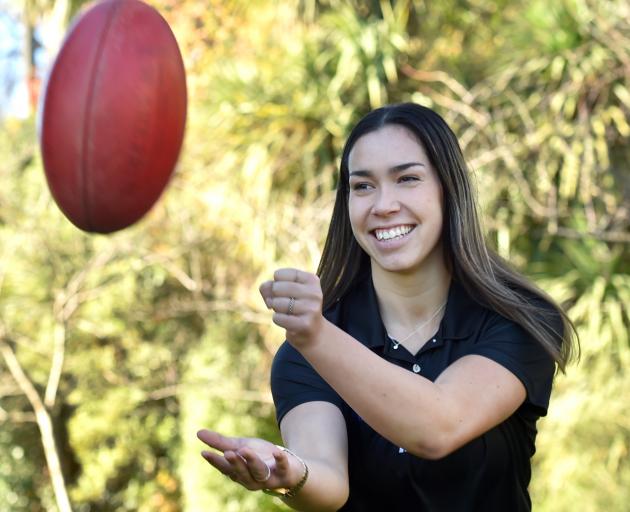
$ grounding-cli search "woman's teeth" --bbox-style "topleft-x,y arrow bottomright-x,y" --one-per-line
375,225 -> 413,241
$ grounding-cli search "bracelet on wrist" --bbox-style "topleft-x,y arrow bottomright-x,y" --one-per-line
263,446 -> 309,499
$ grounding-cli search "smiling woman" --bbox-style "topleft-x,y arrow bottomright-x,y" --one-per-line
347,124 -> 445,282
197,103 -> 578,511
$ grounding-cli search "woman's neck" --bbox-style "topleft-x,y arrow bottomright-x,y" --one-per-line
371,260 -> 451,334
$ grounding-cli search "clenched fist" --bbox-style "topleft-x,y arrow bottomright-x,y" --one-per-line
259,268 -> 325,348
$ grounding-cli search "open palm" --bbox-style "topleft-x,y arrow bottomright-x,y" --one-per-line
197,429 -> 298,491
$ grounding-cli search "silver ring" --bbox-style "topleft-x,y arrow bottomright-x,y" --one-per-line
253,463 -> 271,483
287,297 -> 296,315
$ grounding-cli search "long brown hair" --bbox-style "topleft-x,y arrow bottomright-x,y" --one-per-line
317,103 -> 578,371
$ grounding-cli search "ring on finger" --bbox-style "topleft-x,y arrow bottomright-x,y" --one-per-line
253,463 -> 271,483
287,297 -> 296,315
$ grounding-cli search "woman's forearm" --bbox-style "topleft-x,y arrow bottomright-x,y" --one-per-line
299,320 -> 456,458
279,455 -> 348,512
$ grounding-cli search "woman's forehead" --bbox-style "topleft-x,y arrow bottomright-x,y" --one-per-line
348,125 -> 429,171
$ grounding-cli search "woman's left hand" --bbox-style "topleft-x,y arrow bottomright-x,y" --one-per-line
197,430 -> 302,492
259,268 -> 324,348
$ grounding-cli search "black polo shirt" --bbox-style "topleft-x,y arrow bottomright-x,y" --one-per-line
271,272 -> 558,512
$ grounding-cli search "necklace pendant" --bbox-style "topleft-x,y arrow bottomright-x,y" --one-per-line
393,340 -> 399,349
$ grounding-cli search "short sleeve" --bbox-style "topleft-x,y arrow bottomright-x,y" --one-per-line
468,312 -> 559,416
271,341 -> 345,425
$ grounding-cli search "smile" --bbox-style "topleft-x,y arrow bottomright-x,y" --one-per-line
373,225 -> 415,241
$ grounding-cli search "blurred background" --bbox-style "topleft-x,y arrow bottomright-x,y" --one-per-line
0,0 -> 628,510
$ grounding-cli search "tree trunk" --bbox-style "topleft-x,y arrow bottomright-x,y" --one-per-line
22,5 -> 40,113
0,340 -> 73,512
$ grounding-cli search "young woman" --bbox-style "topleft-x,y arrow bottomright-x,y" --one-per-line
198,103 -> 577,511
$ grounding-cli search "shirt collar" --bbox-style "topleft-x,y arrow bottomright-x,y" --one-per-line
325,271 -> 479,348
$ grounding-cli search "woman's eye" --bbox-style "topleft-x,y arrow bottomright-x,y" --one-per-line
351,182 -> 372,191
399,175 -> 421,184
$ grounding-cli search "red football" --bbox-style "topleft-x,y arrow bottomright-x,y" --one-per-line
40,0 -> 187,233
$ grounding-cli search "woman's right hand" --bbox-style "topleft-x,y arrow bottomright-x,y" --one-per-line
197,429 -> 302,491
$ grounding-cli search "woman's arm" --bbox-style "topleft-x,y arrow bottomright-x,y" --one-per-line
279,401 -> 349,511
303,322 -> 525,459
261,269 -> 527,459
198,401 -> 348,512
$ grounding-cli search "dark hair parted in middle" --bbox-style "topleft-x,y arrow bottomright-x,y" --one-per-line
317,103 -> 578,371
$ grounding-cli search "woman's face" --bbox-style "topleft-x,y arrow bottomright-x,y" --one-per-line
347,124 -> 444,277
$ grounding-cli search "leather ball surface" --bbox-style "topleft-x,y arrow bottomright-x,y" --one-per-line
40,0 -> 187,233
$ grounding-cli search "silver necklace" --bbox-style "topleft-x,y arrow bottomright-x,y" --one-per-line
389,301 -> 447,350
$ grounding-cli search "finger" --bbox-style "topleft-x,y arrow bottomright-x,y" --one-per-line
273,449 -> 290,475
272,312 -> 303,331
274,268 -> 307,284
259,280 -> 273,304
238,447 -> 272,483
201,450 -> 234,476
225,450 -> 252,483
269,296 -> 299,316
267,281 -> 304,299
197,430 -> 241,452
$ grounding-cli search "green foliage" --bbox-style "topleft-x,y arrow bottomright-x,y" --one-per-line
1,0 -> 628,510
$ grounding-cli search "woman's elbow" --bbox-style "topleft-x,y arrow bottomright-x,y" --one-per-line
324,487 -> 349,512
407,431 -> 460,460
333,482 -> 350,510
297,485 -> 348,512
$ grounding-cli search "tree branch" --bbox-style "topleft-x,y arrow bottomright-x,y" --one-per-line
552,226 -> 630,243
0,336 -> 72,512
45,247 -> 117,409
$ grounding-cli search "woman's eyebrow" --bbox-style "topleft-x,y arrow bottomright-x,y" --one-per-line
349,162 -> 426,177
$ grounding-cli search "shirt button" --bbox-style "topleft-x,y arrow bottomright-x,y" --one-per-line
412,364 -> 421,373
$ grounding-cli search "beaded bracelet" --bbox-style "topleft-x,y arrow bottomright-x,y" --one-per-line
263,446 -> 309,499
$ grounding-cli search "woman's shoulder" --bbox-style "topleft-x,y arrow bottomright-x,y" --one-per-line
449,279 -> 564,339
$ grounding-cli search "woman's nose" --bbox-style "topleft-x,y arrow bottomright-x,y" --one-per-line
371,186 -> 400,216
